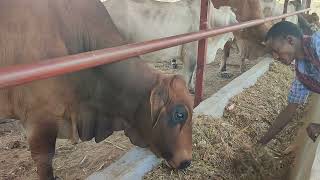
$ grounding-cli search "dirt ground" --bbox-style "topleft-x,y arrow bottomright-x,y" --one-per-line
0,121 -> 133,180
0,48 -> 260,180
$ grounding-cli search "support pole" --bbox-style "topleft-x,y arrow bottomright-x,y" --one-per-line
283,0 -> 289,21
194,0 -> 209,107
306,0 -> 311,13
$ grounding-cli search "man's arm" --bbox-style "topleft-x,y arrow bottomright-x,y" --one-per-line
259,103 -> 299,145
259,78 -> 309,144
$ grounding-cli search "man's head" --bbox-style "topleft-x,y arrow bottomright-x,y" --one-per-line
265,21 -> 304,65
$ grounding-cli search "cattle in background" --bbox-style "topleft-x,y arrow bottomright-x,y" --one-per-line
0,0 -> 194,179
214,0 -> 301,75
299,12 -> 320,35
103,0 -> 238,92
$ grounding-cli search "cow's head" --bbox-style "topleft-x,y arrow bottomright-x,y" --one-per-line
141,75 -> 193,169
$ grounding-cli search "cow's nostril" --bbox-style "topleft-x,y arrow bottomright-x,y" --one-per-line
178,160 -> 191,169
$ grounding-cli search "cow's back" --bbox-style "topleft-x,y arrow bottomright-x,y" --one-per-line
104,0 -> 236,64
0,1 -> 74,121
104,0 -> 198,62
0,1 -> 69,66
0,0 -> 126,136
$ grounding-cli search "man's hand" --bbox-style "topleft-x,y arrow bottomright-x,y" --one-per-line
306,123 -> 320,142
258,103 -> 299,145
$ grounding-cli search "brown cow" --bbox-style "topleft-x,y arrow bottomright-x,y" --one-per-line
0,0 -> 193,179
209,0 -> 272,76
212,0 -> 299,76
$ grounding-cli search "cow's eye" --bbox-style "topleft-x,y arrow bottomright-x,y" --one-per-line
176,112 -> 184,120
170,105 -> 188,126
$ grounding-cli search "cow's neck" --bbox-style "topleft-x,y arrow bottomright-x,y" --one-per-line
90,58 -> 159,145
98,58 -> 159,120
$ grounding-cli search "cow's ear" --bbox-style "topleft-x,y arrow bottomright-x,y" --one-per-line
150,82 -> 168,128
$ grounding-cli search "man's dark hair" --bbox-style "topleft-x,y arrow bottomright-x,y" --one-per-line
265,21 -> 303,41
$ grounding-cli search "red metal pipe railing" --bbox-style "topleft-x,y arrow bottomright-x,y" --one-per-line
282,0 -> 289,21
0,8 -> 310,90
195,0 -> 209,107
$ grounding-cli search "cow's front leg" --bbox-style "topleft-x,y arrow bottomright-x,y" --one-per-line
240,45 -> 249,73
240,57 -> 248,73
27,118 -> 58,180
181,43 -> 197,94
218,40 -> 233,78
237,38 -> 250,73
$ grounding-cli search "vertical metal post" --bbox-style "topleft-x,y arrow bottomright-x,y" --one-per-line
282,0 -> 289,21
194,0 -> 209,107
306,0 -> 311,13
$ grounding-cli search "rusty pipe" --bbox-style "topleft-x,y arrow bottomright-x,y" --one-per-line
194,0 -> 209,107
0,8 -> 311,89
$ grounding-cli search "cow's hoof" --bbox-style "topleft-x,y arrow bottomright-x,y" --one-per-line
189,88 -> 195,95
218,71 -> 233,78
240,66 -> 247,73
170,59 -> 178,69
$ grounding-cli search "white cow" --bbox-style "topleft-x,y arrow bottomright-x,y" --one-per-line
103,0 -> 238,92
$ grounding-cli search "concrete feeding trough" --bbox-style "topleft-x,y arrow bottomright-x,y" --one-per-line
86,56 -> 274,180
86,147 -> 161,180
194,57 -> 273,118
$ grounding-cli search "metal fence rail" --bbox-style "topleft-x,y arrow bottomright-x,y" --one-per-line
195,0 -> 209,106
0,8 -> 310,104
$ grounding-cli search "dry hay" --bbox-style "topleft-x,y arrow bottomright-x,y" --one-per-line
144,61 -> 308,180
